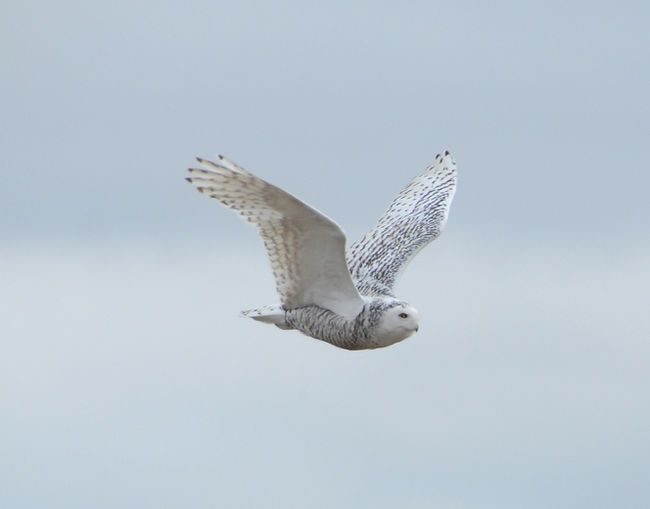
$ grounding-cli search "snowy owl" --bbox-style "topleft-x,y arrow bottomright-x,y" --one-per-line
185,151 -> 457,350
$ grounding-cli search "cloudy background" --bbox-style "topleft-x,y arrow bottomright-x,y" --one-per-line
1,1 -> 649,508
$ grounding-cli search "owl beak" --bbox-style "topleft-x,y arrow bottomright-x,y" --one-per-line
415,326 -> 419,332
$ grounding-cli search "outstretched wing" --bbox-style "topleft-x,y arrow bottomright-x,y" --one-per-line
186,155 -> 365,320
347,151 -> 457,296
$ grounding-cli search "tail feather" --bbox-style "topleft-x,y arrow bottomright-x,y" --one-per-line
241,305 -> 292,330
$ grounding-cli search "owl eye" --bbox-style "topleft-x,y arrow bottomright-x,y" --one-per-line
398,312 -> 408,319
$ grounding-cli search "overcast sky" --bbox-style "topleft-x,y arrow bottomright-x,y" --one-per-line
1,1 -> 649,508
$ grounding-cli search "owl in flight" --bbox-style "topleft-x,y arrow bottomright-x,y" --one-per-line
186,151 -> 457,350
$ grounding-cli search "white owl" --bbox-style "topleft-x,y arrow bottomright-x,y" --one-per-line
186,151 -> 457,350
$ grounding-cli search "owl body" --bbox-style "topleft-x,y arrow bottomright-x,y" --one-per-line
245,297 -> 419,350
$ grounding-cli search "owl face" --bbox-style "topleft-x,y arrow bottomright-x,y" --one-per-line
373,303 -> 420,347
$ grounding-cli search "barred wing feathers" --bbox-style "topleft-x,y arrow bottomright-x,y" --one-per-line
347,151 -> 457,296
186,156 -> 365,320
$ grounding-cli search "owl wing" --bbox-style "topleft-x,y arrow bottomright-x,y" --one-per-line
186,155 -> 365,320
347,151 -> 457,296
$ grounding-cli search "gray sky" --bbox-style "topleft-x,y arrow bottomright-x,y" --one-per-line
1,1 -> 649,508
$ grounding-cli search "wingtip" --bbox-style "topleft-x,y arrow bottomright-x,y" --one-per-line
185,176 -> 192,183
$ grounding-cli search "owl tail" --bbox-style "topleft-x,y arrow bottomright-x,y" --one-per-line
241,305 -> 293,330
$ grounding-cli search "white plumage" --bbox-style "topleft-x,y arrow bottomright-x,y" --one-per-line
186,151 -> 457,350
